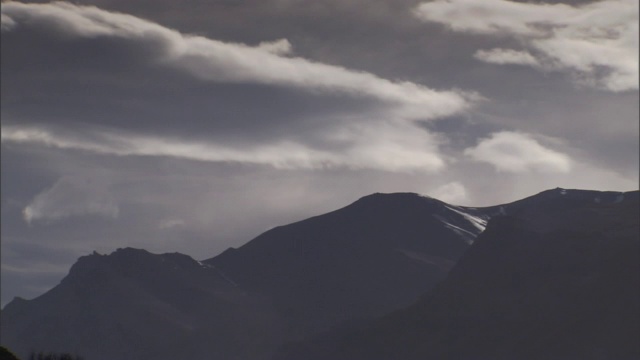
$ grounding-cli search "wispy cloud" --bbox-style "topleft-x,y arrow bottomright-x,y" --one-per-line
158,219 -> 186,230
22,176 -> 119,224
0,13 -> 16,31
1,123 -> 447,172
464,131 -> 572,173
2,263 -> 69,275
473,48 -> 540,67
414,0 -> 639,91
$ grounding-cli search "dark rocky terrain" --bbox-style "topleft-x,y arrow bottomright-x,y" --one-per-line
275,189 -> 640,360
1,192 -> 489,360
2,189 -> 637,360
204,192 -> 490,337
1,248 -> 285,360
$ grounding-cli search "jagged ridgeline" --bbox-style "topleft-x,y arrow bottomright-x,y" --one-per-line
1,189 -> 638,360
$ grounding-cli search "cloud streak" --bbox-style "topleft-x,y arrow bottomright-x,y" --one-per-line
473,48 -> 540,67
414,0 -> 639,91
23,176 -> 119,224
0,1 -> 476,175
1,1 -> 472,120
1,124 -> 446,172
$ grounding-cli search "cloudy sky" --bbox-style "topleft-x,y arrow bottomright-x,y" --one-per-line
1,0 -> 638,306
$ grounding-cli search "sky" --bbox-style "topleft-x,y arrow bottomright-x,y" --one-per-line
1,0 -> 638,306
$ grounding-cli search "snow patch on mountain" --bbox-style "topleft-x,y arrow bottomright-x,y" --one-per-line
433,214 -> 476,244
445,206 -> 488,232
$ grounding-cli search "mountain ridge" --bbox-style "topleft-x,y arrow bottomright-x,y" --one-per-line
274,190 -> 640,360
2,188 -> 637,360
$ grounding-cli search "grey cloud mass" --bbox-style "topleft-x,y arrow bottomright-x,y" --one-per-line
1,0 -> 638,306
2,1 -> 476,173
2,2 -> 472,117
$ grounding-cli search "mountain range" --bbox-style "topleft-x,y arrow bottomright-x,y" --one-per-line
275,189 -> 640,360
1,188 -> 638,360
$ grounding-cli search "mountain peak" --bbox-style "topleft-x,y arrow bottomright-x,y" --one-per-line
531,187 -> 632,202
356,192 -> 432,202
349,192 -> 443,211
61,247 -> 205,290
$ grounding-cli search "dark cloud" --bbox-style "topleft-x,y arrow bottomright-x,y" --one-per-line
1,18 -> 383,142
419,115 -> 503,151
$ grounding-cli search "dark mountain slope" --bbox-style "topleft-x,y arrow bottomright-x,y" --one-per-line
1,248 -> 286,360
276,191 -> 640,360
3,189 -> 635,360
205,193 -> 487,335
1,192 -> 489,360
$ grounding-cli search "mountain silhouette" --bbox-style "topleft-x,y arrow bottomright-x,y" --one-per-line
274,189 -> 640,360
2,189 -> 637,360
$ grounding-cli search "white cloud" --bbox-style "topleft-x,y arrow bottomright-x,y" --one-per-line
463,131 -> 572,173
430,182 -> 468,204
257,38 -> 293,56
23,176 -> 119,224
474,48 -> 540,67
1,1 -> 473,120
414,0 -> 639,91
1,123 -> 447,173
